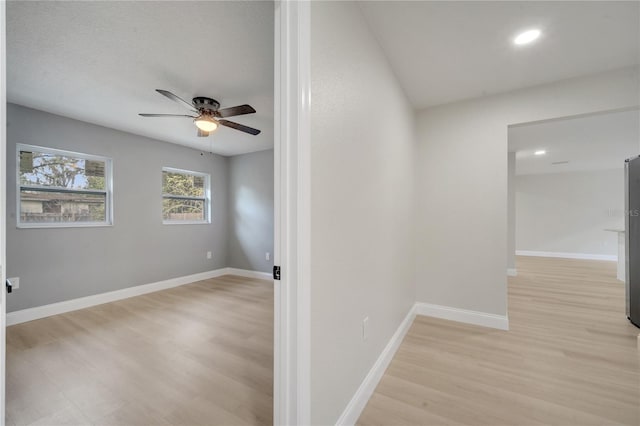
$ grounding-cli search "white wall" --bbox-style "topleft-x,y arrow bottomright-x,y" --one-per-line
310,2 -> 416,424
515,169 -> 623,257
415,67 -> 639,316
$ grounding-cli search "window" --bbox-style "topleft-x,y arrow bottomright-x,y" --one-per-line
17,144 -> 113,228
162,167 -> 210,224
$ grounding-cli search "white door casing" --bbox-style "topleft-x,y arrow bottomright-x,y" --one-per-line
273,1 -> 311,425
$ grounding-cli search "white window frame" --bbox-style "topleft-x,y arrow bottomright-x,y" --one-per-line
16,143 -> 113,229
162,167 -> 211,225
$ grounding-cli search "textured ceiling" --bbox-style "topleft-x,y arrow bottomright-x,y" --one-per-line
359,1 -> 640,109
509,109 -> 640,175
7,1 -> 274,156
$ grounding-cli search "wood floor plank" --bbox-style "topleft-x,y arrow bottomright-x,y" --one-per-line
358,256 -> 640,426
5,275 -> 273,426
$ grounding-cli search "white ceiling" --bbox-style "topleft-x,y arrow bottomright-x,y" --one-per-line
359,1 -> 640,109
7,1 -> 274,156
509,109 -> 640,176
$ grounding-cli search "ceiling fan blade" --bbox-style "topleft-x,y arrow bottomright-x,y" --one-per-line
219,119 -> 261,135
197,129 -> 210,137
215,104 -> 256,118
139,113 -> 195,118
155,89 -> 197,112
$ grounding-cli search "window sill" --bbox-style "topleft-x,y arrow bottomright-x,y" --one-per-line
17,222 -> 113,229
162,221 -> 211,225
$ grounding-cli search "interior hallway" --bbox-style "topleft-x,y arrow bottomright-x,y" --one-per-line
358,256 -> 639,425
5,275 -> 273,426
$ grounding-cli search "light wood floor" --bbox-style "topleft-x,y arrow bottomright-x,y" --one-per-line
358,256 -> 640,426
5,275 -> 273,426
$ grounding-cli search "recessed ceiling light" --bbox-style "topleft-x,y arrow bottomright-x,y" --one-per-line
514,29 -> 541,45
534,150 -> 546,156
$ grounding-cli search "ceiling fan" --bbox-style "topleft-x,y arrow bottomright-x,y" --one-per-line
139,89 -> 261,137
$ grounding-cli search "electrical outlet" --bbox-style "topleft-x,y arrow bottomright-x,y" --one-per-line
7,277 -> 19,290
362,316 -> 369,341
206,251 -> 212,259
266,252 -> 270,261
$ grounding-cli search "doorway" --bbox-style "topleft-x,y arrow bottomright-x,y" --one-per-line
506,108 -> 640,330
507,109 -> 640,279
2,2 -> 279,422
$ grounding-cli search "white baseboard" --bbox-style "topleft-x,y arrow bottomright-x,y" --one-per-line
507,268 -> 517,277
335,305 -> 416,426
336,301 -> 510,425
414,302 -> 509,331
6,268 -> 269,326
225,267 -> 272,280
515,250 -> 616,261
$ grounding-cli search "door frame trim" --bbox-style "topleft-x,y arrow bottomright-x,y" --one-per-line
274,1 -> 311,425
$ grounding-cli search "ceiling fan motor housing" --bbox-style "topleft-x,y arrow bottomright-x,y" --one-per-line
192,97 -> 220,113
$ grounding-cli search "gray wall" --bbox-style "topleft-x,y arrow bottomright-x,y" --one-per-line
228,149 -> 274,273
507,151 -> 516,271
7,104 -> 230,312
310,2 -> 416,424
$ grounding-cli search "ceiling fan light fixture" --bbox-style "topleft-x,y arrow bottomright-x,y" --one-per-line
140,90 -> 260,136
194,115 -> 218,132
